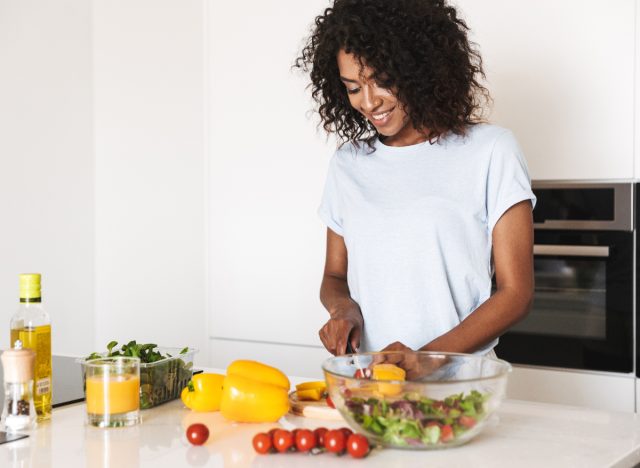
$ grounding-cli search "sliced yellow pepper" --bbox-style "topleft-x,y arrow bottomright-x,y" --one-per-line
181,373 -> 225,412
220,373 -> 289,422
372,363 -> 406,396
372,364 -> 406,381
297,388 -> 324,401
295,381 -> 326,392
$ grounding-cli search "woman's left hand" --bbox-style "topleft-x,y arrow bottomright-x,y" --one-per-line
379,341 -> 424,380
379,341 -> 452,380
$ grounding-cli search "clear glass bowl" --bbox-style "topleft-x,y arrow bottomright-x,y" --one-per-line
322,351 -> 511,450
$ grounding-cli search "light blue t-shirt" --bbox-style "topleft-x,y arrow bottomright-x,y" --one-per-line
318,124 -> 536,354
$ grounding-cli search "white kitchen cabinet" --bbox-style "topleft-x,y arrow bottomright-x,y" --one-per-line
453,0 -> 636,180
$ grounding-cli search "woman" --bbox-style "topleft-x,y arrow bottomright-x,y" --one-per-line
296,0 -> 535,361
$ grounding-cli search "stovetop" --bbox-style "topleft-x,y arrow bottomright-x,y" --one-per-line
0,355 -> 85,413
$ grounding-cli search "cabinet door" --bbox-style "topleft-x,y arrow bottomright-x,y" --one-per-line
453,0 -> 635,180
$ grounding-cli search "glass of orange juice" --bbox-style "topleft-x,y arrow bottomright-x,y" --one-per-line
83,357 -> 140,428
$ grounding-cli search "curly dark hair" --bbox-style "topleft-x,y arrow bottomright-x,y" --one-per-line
295,0 -> 490,147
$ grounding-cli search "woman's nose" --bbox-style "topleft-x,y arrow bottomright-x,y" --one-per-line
360,86 -> 382,113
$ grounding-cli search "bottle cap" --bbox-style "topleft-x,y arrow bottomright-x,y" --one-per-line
19,273 -> 41,300
1,340 -> 35,383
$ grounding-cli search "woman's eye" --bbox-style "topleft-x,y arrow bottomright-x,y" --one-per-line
346,87 -> 360,95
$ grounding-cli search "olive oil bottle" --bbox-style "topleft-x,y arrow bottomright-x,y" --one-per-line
10,273 -> 52,421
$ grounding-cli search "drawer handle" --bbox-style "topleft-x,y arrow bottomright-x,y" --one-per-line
533,244 -> 610,258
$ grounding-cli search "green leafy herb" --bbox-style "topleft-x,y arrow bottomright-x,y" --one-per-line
344,390 -> 489,448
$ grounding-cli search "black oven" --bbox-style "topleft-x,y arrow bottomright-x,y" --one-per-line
495,182 -> 635,374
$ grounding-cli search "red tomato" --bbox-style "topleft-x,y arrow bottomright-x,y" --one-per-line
268,428 -> 279,442
346,433 -> 370,458
252,433 -> 272,454
273,429 -> 294,453
325,395 -> 335,408
459,415 -> 477,428
295,429 -> 316,452
354,368 -> 371,379
186,423 -> 209,446
440,424 -> 454,443
324,429 -> 346,454
339,427 -> 353,440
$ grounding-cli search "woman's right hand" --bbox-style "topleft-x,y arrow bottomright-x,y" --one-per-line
319,301 -> 363,356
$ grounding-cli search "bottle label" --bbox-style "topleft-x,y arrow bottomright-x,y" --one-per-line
36,377 -> 51,396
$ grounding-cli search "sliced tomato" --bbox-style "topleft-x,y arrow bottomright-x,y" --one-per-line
459,415 -> 477,429
440,424 -> 454,443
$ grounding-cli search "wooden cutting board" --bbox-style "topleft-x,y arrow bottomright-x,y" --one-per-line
288,391 -> 343,420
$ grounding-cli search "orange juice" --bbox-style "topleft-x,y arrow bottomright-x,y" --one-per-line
86,374 -> 140,415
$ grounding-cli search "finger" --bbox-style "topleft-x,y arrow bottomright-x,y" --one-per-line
335,335 -> 347,356
349,326 -> 362,352
384,351 -> 404,365
319,327 -> 337,356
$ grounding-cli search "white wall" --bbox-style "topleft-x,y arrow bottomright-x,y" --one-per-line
207,0 -> 335,375
93,0 -> 208,361
454,0 -> 636,181
0,0 -> 94,354
0,0 -> 209,364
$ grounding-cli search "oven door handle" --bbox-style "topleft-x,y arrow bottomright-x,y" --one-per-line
533,244 -> 610,257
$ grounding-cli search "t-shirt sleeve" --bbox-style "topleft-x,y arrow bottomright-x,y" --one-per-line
486,130 -> 537,234
318,153 -> 344,236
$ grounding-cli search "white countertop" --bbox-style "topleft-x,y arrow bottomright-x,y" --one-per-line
3,372 -> 640,468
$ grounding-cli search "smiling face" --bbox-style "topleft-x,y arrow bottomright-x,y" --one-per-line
337,49 -> 426,147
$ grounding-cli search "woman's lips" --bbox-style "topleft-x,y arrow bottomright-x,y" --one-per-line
370,107 -> 395,126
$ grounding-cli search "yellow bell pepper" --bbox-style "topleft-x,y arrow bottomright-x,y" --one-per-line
220,360 -> 290,422
181,373 -> 225,412
226,360 -> 290,390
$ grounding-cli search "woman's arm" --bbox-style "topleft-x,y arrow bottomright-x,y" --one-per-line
421,199 -> 535,353
319,228 -> 364,355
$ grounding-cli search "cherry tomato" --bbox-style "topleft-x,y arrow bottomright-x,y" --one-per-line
313,427 -> 328,446
339,427 -> 353,440
273,429 -> 294,453
346,433 -> 370,458
252,433 -> 272,454
186,423 -> 209,446
295,429 -> 316,452
324,429 -> 346,454
325,395 -> 335,408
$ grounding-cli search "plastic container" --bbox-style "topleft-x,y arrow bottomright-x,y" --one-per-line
79,347 -> 197,409
322,351 -> 511,449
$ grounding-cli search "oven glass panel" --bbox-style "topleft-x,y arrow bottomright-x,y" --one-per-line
533,188 -> 614,223
510,258 -> 606,339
